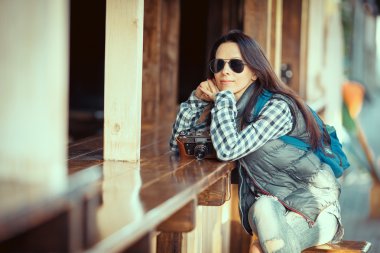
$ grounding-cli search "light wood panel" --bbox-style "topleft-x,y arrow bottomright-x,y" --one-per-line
0,0 -> 68,189
270,0 -> 283,75
104,0 -> 144,161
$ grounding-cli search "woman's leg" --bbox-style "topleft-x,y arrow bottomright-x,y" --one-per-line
248,195 -> 338,253
248,195 -> 301,253
285,209 -> 338,250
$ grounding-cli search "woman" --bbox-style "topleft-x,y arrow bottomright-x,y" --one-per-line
170,30 -> 343,253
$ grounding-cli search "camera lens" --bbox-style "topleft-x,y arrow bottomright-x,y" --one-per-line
194,144 -> 208,160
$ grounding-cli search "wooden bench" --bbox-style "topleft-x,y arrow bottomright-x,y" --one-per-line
303,240 -> 372,252
249,236 -> 372,253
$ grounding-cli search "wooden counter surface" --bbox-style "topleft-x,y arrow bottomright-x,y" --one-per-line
72,124 -> 236,252
0,122 -> 235,252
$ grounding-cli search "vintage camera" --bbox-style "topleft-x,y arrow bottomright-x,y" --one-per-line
176,130 -> 217,160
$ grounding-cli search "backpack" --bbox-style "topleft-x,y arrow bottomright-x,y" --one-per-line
252,90 -> 350,178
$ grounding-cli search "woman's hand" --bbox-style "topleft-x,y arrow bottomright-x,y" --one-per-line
195,79 -> 220,102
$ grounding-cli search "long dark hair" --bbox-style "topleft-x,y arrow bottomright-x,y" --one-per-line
207,30 -> 321,150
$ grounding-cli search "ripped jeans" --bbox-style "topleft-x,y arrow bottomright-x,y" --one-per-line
248,195 -> 338,253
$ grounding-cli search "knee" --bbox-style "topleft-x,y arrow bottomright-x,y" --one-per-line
251,195 -> 280,216
262,238 -> 285,252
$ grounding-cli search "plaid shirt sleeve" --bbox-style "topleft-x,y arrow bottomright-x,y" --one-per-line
210,90 -> 293,161
170,91 -> 211,151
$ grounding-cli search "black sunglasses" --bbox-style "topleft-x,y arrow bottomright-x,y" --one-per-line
209,59 -> 246,74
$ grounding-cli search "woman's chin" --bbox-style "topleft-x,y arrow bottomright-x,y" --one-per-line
218,86 -> 235,93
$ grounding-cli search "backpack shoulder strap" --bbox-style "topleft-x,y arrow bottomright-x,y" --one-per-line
252,91 -> 312,152
279,135 -> 310,151
252,89 -> 273,119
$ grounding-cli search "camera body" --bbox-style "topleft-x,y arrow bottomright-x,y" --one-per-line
176,130 -> 217,160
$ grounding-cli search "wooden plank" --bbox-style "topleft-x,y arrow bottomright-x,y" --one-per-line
270,0 -> 283,75
198,173 -> 231,206
87,158 -> 235,252
244,0 -> 271,56
158,199 -> 196,233
0,0 -> 68,188
244,0 -> 283,73
160,0 -> 180,122
67,123 -> 235,252
229,184 -> 251,253
124,233 -> 153,253
201,206 -> 224,253
142,0 -> 162,124
104,0 -> 144,161
302,240 -> 372,253
157,232 -> 182,253
0,182 -> 68,242
281,0 -> 304,94
0,211 -> 71,252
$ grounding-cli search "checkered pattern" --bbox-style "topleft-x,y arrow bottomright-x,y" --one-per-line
170,90 -> 293,160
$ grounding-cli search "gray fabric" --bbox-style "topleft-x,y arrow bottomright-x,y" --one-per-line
236,91 -> 343,242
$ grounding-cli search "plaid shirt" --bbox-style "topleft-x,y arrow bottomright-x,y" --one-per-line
170,90 -> 293,161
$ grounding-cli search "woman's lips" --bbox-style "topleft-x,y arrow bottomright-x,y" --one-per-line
220,80 -> 234,84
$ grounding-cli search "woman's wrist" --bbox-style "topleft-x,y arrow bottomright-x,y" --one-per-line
214,90 -> 235,110
189,90 -> 210,106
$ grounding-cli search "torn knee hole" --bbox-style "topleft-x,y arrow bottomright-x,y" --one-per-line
264,239 -> 285,251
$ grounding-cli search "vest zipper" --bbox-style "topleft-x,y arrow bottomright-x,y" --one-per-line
245,168 -> 315,227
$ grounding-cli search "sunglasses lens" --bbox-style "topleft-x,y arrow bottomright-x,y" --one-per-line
210,59 -> 225,73
229,59 -> 245,73
209,59 -> 245,73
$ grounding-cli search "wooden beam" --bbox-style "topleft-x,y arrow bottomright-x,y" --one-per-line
142,0 -> 162,124
160,0 -> 180,121
244,0 -> 271,56
156,232 -> 182,253
244,0 -> 283,73
281,0 -> 308,96
157,199 -> 196,233
0,0 -> 68,189
270,0 -> 283,75
125,233 -> 153,253
104,0 -> 144,161
198,173 -> 231,206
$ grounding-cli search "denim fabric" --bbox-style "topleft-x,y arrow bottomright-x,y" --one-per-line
248,195 -> 338,253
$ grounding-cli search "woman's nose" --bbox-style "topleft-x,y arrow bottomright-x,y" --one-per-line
221,61 -> 231,75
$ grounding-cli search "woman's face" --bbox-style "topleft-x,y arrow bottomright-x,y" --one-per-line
213,42 -> 256,100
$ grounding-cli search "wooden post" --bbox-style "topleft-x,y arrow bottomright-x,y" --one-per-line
244,0 -> 272,57
281,0 -> 308,96
0,0 -> 68,190
270,0 -> 283,75
243,0 -> 283,74
142,0 -> 162,125
160,0 -> 180,122
104,0 -> 144,161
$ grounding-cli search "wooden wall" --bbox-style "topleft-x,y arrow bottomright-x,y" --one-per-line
142,0 -> 180,125
244,0 -> 283,75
